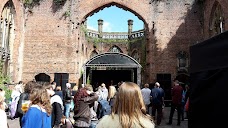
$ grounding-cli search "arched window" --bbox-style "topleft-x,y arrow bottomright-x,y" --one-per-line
209,1 -> 225,37
0,0 -> 15,76
131,50 -> 140,62
108,45 -> 123,53
177,51 -> 188,73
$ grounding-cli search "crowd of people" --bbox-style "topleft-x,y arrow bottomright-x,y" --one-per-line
0,79 -> 189,128
141,80 -> 190,126
1,80 -> 156,128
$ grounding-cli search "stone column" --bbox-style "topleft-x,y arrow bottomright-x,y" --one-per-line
128,19 -> 133,39
98,19 -> 103,38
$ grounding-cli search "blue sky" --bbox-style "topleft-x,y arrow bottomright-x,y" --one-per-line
86,6 -> 144,32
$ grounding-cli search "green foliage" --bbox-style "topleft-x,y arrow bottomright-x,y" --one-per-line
80,25 -> 145,45
80,25 -> 88,37
87,37 -> 129,44
63,10 -> 71,18
53,0 -> 66,5
0,85 -> 12,103
0,73 -> 10,85
0,61 -> 10,85
0,61 -> 11,102
22,0 -> 67,9
129,37 -> 145,43
23,0 -> 42,8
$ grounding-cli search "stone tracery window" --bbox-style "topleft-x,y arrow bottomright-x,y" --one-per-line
108,45 -> 123,53
0,0 -> 15,76
209,1 -> 225,37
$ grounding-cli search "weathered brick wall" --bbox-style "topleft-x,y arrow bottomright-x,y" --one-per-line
21,1 -> 78,83
146,0 -> 203,82
129,38 -> 147,83
2,0 -> 226,85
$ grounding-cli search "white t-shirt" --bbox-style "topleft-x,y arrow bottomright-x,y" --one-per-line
0,109 -> 8,128
98,87 -> 108,101
141,88 -> 151,105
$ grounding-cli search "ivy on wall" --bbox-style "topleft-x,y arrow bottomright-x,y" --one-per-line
22,0 -> 67,8
23,0 -> 42,8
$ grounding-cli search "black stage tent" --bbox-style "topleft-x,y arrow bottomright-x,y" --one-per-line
189,31 -> 228,128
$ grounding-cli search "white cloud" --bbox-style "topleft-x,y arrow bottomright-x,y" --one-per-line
87,25 -> 97,31
103,22 -> 112,32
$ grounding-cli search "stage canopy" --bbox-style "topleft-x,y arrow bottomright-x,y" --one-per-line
83,52 -> 142,86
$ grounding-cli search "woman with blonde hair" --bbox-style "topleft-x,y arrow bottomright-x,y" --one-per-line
21,85 -> 52,128
96,82 -> 154,128
0,91 -> 8,128
108,85 -> 117,108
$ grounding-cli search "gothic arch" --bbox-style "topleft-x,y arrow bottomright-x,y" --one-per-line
0,0 -> 16,76
0,0 -> 24,33
90,50 -> 98,58
209,1 -> 225,37
108,45 -> 123,53
77,0 -> 150,30
0,0 -> 25,82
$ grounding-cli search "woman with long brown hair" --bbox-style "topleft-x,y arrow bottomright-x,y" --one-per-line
21,85 -> 52,128
96,82 -> 155,128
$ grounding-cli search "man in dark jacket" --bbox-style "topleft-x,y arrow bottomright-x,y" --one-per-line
167,80 -> 183,126
151,82 -> 164,126
63,83 -> 72,119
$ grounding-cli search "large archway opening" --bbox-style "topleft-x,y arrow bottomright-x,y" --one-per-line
80,3 -> 147,87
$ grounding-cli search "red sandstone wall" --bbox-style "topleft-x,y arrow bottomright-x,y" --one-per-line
146,0 -> 203,83
21,1 -> 79,83
2,0 -> 224,85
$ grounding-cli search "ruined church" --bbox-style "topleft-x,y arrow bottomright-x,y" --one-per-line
0,0 -> 227,94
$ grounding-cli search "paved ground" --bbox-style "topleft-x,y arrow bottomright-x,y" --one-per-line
7,107 -> 188,128
153,107 -> 188,128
